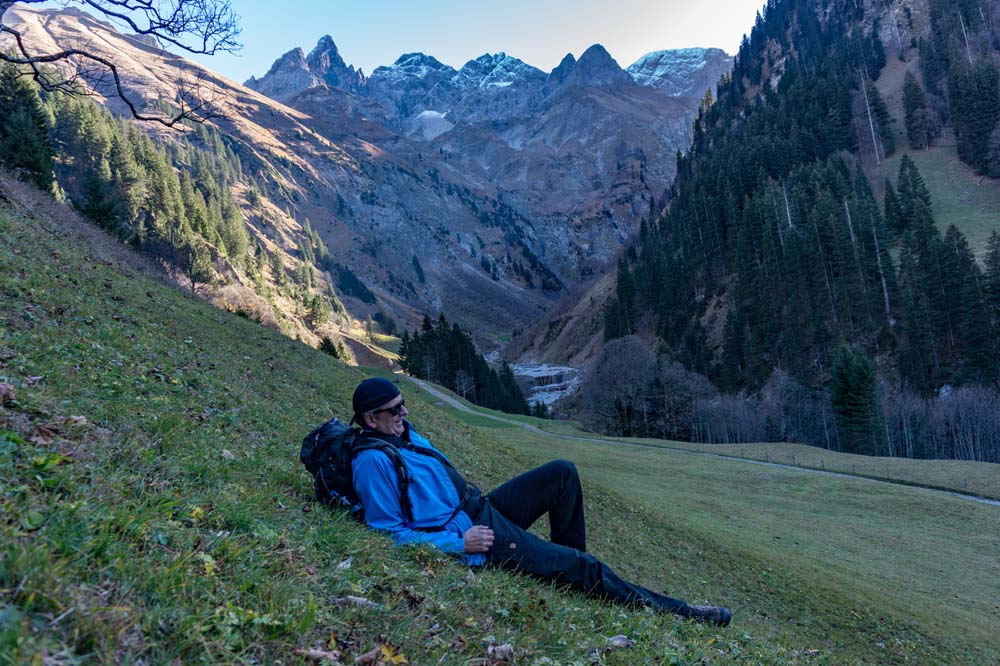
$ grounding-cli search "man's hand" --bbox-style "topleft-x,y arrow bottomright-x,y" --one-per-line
463,525 -> 494,553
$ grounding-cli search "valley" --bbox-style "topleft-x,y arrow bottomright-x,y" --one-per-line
3,176 -> 999,663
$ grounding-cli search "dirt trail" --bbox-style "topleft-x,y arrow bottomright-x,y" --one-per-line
404,375 -> 1000,508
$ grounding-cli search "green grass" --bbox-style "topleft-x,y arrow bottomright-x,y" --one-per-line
876,145 -> 1000,258
638,439 -> 1000,501
0,180 -> 768,664
2,177 -> 1000,664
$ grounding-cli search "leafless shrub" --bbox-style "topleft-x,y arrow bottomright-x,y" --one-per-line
579,335 -> 656,436
212,284 -> 279,331
927,386 -> 1000,463
650,359 -> 716,441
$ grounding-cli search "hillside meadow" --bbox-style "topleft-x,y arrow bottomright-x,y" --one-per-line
875,144 -> 1000,259
2,175 -> 999,664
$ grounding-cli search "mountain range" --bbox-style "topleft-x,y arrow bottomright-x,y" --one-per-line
2,5 -> 730,358
243,34 -> 732,301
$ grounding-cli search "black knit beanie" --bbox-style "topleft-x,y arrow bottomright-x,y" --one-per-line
351,377 -> 401,424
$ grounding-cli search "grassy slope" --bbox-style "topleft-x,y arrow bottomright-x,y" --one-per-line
876,145 -> 1000,258
2,175 -> 999,664
410,386 -> 1000,664
873,49 -> 1000,258
0,178 -> 776,664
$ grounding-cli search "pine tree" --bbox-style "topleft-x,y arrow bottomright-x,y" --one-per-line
319,336 -> 340,359
899,244 -> 938,394
896,155 -> 932,231
949,58 -> 1000,173
829,345 -> 880,455
180,239 -> 214,293
866,82 -> 896,159
883,180 -> 906,235
985,229 -> 1000,327
0,64 -> 54,191
903,72 -> 931,149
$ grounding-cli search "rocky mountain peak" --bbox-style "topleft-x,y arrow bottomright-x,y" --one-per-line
269,47 -> 309,76
626,47 -> 732,97
244,47 -> 321,102
305,35 -> 365,91
545,45 -> 629,90
455,52 -> 544,89
382,52 -> 453,76
245,37 -> 366,100
546,53 -> 577,87
572,44 -> 629,86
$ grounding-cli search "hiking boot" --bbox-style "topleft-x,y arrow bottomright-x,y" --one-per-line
686,604 -> 732,627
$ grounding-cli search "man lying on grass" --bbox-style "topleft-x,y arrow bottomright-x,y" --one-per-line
349,377 -> 732,627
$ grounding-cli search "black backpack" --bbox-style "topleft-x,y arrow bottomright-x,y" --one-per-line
300,417 -> 417,522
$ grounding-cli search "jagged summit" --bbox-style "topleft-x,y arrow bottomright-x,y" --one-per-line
543,45 -> 629,90
245,35 -> 364,100
454,52 -> 544,89
547,53 -> 577,87
373,52 -> 454,79
244,47 -> 319,102
571,44 -> 629,86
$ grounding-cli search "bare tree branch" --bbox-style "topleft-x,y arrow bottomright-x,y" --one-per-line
0,0 -> 239,126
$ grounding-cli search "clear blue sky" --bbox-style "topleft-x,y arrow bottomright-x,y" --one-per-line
184,0 -> 765,84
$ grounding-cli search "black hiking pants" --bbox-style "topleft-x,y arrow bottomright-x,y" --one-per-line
468,459 -> 691,616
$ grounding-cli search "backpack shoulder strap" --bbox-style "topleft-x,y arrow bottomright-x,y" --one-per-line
352,437 -> 415,524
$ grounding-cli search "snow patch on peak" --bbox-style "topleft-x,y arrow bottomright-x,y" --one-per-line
627,48 -> 732,96
407,110 -> 455,140
390,52 -> 450,71
455,52 -> 544,90
309,35 -> 340,57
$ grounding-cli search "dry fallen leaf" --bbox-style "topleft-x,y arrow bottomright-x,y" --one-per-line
65,415 -> 88,426
337,557 -> 353,570
336,596 -> 376,608
447,637 -> 467,651
220,449 -> 235,460
26,376 -> 44,386
607,635 -> 634,649
30,422 -> 63,444
353,646 -> 381,665
293,647 -> 342,663
380,643 -> 407,664
0,383 -> 14,405
486,643 -> 514,662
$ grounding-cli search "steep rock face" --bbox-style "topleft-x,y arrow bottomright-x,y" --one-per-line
306,35 -> 366,92
557,44 -> 631,89
365,52 -> 456,124
627,48 -> 732,98
245,35 -> 365,102
244,48 -> 319,103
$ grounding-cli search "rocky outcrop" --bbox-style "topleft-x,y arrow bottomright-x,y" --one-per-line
627,48 -> 732,98
245,35 -> 365,102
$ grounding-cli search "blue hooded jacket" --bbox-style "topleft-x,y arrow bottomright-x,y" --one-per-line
352,424 -> 485,566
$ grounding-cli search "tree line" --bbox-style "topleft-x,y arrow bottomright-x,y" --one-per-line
399,315 -> 530,416
581,336 -> 1000,463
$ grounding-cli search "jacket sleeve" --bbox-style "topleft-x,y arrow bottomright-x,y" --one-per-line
352,451 -> 466,555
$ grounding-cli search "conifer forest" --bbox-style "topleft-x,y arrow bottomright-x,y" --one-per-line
600,0 -> 1000,461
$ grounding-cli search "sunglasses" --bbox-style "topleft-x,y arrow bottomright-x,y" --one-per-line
371,399 -> 405,417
